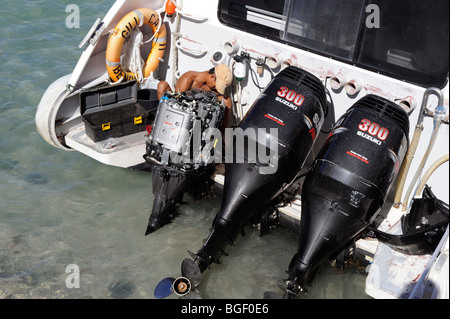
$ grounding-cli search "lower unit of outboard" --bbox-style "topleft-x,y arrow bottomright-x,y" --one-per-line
144,89 -> 224,234
285,94 -> 410,295
189,66 -> 327,273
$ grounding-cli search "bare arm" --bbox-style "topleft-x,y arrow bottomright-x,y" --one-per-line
218,96 -> 233,130
175,71 -> 196,92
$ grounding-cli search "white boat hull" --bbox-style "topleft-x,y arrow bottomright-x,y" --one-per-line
35,0 -> 449,298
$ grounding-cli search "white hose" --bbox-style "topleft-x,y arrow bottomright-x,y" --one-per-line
394,88 -> 444,208
402,108 -> 445,211
413,154 -> 449,198
232,82 -> 244,124
393,125 -> 423,207
238,82 -> 243,120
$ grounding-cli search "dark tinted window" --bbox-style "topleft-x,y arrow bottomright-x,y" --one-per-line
358,0 -> 449,88
282,0 -> 365,60
218,0 -> 286,39
218,0 -> 449,88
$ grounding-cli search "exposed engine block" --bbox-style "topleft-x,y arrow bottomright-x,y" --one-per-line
143,89 -> 224,234
145,89 -> 223,171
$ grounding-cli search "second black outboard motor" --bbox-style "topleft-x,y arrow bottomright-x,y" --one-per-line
285,94 -> 410,295
188,66 -> 327,273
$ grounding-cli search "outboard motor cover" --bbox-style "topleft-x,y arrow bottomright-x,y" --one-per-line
144,89 -> 224,234
287,94 -> 410,292
192,66 -> 327,271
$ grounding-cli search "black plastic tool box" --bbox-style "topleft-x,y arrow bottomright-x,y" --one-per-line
80,81 -> 158,142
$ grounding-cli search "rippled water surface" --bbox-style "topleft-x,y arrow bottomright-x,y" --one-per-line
0,0 -> 370,299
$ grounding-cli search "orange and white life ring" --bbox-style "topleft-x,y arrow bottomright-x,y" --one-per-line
105,8 -> 166,82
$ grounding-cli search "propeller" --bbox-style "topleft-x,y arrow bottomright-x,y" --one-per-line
154,277 -> 176,299
153,258 -> 203,299
181,258 -> 202,287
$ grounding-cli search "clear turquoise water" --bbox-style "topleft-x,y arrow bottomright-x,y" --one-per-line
0,0 -> 369,299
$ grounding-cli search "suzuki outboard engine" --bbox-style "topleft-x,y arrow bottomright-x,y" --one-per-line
189,66 -> 327,272
285,94 -> 410,295
144,89 -> 224,234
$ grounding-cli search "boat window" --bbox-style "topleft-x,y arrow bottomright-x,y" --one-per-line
218,0 -> 449,88
281,0 -> 365,60
218,0 -> 286,39
358,0 -> 449,88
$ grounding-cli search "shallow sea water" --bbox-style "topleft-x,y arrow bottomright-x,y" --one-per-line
0,0 -> 370,299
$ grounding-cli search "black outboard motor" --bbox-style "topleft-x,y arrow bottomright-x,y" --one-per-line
144,89 -> 224,234
285,94 -> 410,295
189,66 -> 327,272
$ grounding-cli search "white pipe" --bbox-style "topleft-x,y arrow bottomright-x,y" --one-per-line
330,74 -> 347,90
398,96 -> 417,114
231,83 -> 241,124
266,54 -> 282,70
237,83 -> 243,121
281,57 -> 298,70
402,114 -> 443,210
224,39 -> 240,54
210,49 -> 229,66
393,125 -> 423,207
394,87 -> 444,207
413,154 -> 449,198
345,78 -> 363,95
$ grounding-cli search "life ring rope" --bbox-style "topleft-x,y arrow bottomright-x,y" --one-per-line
105,8 -> 166,83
